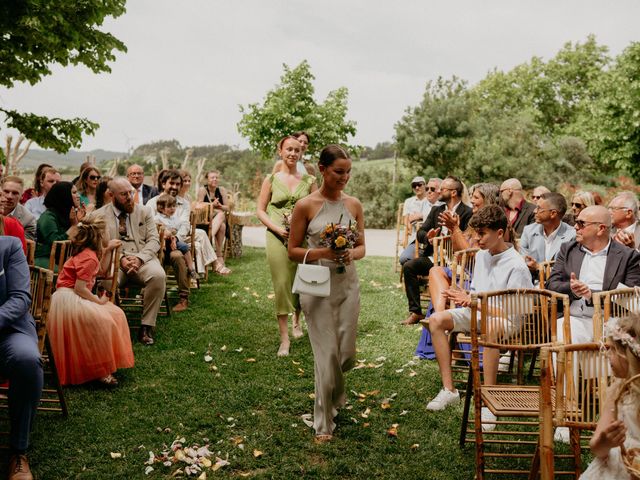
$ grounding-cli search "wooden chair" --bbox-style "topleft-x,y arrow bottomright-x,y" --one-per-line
190,205 -> 211,283
48,240 -> 72,276
468,288 -> 569,479
592,287 -> 640,343
450,247 -> 479,292
538,343 -> 611,479
538,260 -> 555,289
95,245 -> 121,303
0,267 -> 68,416
432,234 -> 454,267
25,239 -> 35,266
394,202 -> 406,273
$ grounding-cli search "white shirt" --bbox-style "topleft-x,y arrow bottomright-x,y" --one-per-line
471,246 -> 533,293
441,201 -> 462,236
25,196 -> 46,220
570,241 -> 610,317
154,212 -> 182,234
543,224 -> 561,261
623,222 -> 638,235
145,194 -> 191,241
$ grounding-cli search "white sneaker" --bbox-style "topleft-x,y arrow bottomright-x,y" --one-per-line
554,427 -> 570,444
426,388 -> 460,411
498,353 -> 511,373
481,407 -> 497,432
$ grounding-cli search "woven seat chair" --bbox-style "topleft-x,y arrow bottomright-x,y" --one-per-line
592,287 -> 640,343
0,266 -> 68,417
469,288 -> 569,479
538,260 -> 555,289
537,343 -> 611,479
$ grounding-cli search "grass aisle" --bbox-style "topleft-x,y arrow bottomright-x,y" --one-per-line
30,248 -> 475,479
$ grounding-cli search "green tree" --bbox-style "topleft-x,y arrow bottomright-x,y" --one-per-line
237,60 -> 357,159
0,0 -> 127,152
578,42 -> 640,181
394,76 -> 473,176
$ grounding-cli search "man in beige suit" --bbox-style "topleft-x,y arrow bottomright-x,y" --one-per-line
91,178 -> 166,345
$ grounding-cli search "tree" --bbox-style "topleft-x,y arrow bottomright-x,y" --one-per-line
577,42 -> 640,181
394,76 -> 473,176
237,60 -> 357,159
0,0 -> 127,153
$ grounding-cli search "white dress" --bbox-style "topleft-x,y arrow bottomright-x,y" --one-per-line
580,393 -> 640,479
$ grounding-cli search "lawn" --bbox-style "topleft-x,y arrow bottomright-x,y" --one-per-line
27,248 -> 477,479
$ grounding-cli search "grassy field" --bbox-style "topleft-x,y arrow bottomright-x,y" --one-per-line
26,248 -> 481,479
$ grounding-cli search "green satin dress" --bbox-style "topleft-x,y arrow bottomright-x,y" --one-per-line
265,173 -> 315,315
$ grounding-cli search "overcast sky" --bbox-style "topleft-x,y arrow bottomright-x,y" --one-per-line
1,0 -> 639,153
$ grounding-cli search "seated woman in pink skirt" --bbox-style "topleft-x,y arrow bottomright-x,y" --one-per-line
47,216 -> 134,386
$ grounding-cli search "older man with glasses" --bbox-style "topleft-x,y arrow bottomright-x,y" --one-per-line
399,177 -> 442,264
126,164 -> 158,206
608,191 -> 640,250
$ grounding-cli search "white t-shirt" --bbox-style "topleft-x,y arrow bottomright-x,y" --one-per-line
471,246 -> 534,292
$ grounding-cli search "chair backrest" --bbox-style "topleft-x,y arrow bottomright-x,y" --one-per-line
450,247 -> 479,291
470,288 -> 569,350
432,235 -> 453,267
25,238 -> 35,265
29,266 -> 54,353
394,202 -> 405,272
96,245 -> 121,303
593,287 -> 640,342
538,260 -> 555,289
48,240 -> 72,273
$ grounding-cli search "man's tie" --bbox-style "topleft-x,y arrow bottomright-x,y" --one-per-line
134,188 -> 140,205
118,212 -> 127,238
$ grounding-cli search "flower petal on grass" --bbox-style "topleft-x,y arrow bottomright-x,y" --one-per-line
110,452 -> 122,459
253,449 -> 263,458
387,424 -> 399,438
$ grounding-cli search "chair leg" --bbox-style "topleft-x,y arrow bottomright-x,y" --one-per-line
528,350 -> 538,380
529,444 -> 541,480
570,427 -> 583,478
459,366 -> 474,448
45,336 -> 68,418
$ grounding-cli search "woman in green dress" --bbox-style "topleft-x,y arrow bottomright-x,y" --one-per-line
257,136 -> 317,357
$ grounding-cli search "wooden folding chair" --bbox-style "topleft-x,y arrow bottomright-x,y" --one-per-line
25,238 -> 35,266
95,245 -> 121,303
592,287 -> 640,343
469,289 -> 569,479
190,206 -> 211,283
538,343 -> 611,479
4,267 -> 67,416
48,239 -> 72,278
538,260 -> 555,289
394,202 -> 406,273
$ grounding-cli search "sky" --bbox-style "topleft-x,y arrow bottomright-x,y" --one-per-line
1,0 -> 639,153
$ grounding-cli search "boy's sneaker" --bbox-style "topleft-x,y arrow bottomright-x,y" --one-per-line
498,353 -> 512,373
426,388 -> 460,411
189,269 -> 198,280
481,407 -> 497,431
554,426 -> 570,444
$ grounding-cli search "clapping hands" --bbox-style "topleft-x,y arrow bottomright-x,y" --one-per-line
570,272 -> 592,301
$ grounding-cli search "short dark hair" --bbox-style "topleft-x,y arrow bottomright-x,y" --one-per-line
469,205 -> 508,232
161,169 -> 183,189
292,131 -> 310,142
541,192 -> 567,217
318,144 -> 349,167
445,175 -> 463,197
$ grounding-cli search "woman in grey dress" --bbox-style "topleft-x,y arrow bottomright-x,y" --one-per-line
288,144 -> 366,442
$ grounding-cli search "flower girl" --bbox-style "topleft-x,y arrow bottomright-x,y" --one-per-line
47,216 -> 134,386
582,314 -> 640,479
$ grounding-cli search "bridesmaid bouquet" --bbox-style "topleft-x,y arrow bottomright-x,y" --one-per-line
281,211 -> 291,247
319,218 -> 359,273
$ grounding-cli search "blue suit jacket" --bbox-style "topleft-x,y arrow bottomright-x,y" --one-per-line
0,236 -> 36,339
519,222 -> 576,263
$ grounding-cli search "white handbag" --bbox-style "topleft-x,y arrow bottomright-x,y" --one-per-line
291,250 -> 331,297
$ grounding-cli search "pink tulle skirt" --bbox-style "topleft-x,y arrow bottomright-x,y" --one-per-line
47,288 -> 135,385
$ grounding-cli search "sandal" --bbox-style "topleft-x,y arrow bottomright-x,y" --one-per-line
314,434 -> 333,444
98,374 -> 118,387
214,260 -> 231,276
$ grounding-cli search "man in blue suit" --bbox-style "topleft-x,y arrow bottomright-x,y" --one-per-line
0,236 -> 42,480
519,192 -> 576,282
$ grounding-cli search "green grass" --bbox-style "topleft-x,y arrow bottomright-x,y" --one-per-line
28,248 -> 478,479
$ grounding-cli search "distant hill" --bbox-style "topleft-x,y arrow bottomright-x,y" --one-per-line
19,148 -> 127,171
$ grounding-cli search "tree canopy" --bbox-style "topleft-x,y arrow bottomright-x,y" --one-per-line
0,0 -> 127,153
237,60 -> 357,159
395,36 -> 640,186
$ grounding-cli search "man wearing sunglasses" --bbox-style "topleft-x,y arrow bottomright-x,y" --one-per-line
399,177 -> 442,264
608,191 -> 640,251
519,192 -> 575,280
499,178 -> 536,237
547,205 -> 640,346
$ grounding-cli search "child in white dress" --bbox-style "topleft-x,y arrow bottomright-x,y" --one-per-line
581,314 -> 640,479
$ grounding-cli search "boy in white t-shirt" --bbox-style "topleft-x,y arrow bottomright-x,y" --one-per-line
154,194 -> 197,279
424,205 -> 533,426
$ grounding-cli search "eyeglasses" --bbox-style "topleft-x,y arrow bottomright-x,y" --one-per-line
127,172 -> 144,177
440,187 -> 455,192
411,183 -> 425,189
534,207 -> 556,213
89,175 -> 101,181
608,206 -> 630,211
571,202 -> 586,208
574,219 -> 602,230
425,186 -> 438,192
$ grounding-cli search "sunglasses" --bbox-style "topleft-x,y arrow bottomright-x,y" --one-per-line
571,202 -> 586,208
532,195 -> 542,200
425,186 -> 438,192
574,219 -> 601,229
411,183 -> 425,188
89,175 -> 101,181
